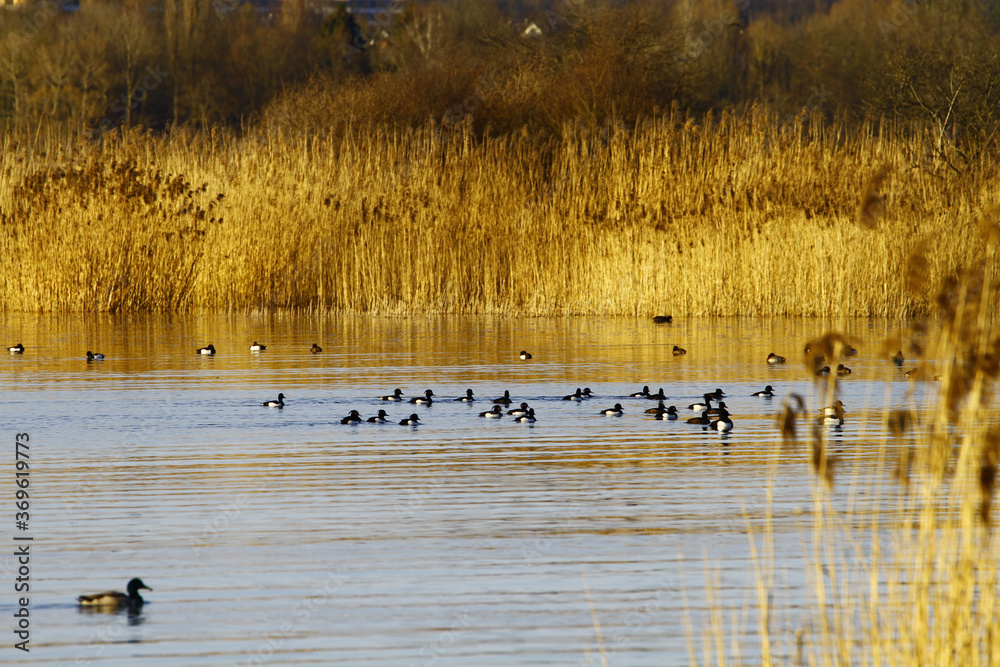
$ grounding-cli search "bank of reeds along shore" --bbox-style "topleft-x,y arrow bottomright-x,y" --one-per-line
692,255 -> 1000,666
1,110 -> 997,315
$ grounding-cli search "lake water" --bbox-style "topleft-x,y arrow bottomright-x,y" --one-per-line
0,314 -> 941,665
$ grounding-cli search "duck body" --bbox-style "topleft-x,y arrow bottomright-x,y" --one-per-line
8,343 -> 23,353
519,351 -> 532,360
708,409 -> 734,432
380,388 -> 404,402
341,410 -> 362,425
706,401 -> 728,416
455,389 -> 476,402
249,341 -> 266,351
892,351 -> 905,366
599,403 -> 624,416
687,410 -> 711,425
479,405 -> 504,418
823,401 -> 845,417
653,315 -> 672,323
647,388 -> 667,400
310,343 -> 323,353
815,365 -> 831,376
399,413 -> 420,425
78,578 -> 151,609
581,387 -> 594,398
261,393 -> 285,408
822,405 -> 845,427
514,408 -> 536,423
673,345 -> 687,355
630,385 -> 651,398
688,394 -> 713,411
836,364 -> 852,376
86,351 -> 105,361
654,406 -> 679,420
492,390 -> 513,406
198,344 -> 216,355
766,353 -> 786,365
563,388 -> 583,401
410,389 -> 435,405
507,403 -> 530,417
367,410 -> 389,423
645,400 -> 668,414
752,385 -> 775,397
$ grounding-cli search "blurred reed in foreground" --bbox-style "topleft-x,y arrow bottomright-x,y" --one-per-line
1,110 -> 996,315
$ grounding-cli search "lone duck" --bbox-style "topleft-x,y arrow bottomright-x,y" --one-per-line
380,388 -> 404,401
455,389 -> 476,402
892,351 -> 905,366
78,578 -> 151,610
654,406 -> 679,421
673,345 -> 687,355
766,352 -> 786,365
823,402 -> 846,427
599,403 -> 624,416
653,315 -> 672,323
629,385 -> 651,398
479,405 -> 504,418
249,341 -> 266,351
513,408 -> 536,423
367,410 -> 390,423
310,343 -> 323,354
752,385 -> 775,397
519,350 -> 532,360
86,351 -> 105,361
823,400 -> 846,417
410,389 -> 435,405
197,344 -> 216,355
8,343 -> 23,354
341,410 -> 362,425
261,393 -> 285,408
399,413 -> 420,425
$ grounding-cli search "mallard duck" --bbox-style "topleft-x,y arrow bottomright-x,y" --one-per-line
78,578 -> 151,609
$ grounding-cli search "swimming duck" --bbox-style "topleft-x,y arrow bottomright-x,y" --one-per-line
892,351 -> 905,366
766,352 -> 786,365
752,385 -> 775,397
645,400 -> 668,414
563,388 -> 584,401
380,388 -> 404,401
836,364 -> 852,376
8,343 -> 23,353
513,408 -> 536,423
673,345 -> 687,356
86,351 -> 105,361
706,401 -> 728,416
822,402 -> 845,427
653,315 -> 673,323
647,388 -> 667,401
519,351 -> 532,360
843,346 -> 858,357
654,406 -> 679,420
479,405 -> 504,418
399,413 -> 420,425
708,408 -> 734,432
261,393 -> 285,408
581,387 -> 594,398
507,402 -> 530,417
492,390 -> 513,406
686,410 -> 711,425
197,344 -> 216,355
78,578 -> 151,609
688,394 -> 713,411
310,343 -> 323,354
410,389 -> 434,405
815,365 -> 831,376
341,410 -> 362,425
367,410 -> 390,423
630,385 -> 651,398
823,401 -> 846,417
455,388 -> 476,402
599,403 -> 624,416
710,388 -> 726,399
249,341 -> 266,351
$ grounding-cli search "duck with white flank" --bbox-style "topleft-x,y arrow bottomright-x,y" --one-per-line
454,389 -> 475,402
86,351 -> 105,361
507,403 -> 531,417
519,351 -> 532,360
380,388 -> 404,401
410,389 -> 435,405
708,408 -> 734,433
688,393 -> 713,411
581,387 -> 594,398
654,406 -> 679,420
197,344 -> 216,355
599,403 -> 624,416
563,388 -> 584,401
752,385 -> 775,397
261,393 -> 285,408
766,352 -> 786,365
479,405 -> 504,418
823,402 -> 845,427
8,343 -> 23,354
367,410 -> 390,423
78,578 -> 151,610
399,413 -> 420,425
630,385 -> 651,398
514,408 -> 536,423
815,365 -> 831,376
823,400 -> 845,417
249,341 -> 266,351
341,410 -> 363,425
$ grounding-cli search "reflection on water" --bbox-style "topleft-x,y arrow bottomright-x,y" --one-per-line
0,314 -> 946,664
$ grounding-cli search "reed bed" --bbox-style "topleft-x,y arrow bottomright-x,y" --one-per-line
1,110 -> 996,315
694,247 -> 1000,665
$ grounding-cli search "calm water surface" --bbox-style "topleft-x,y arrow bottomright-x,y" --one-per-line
0,315 -> 943,665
